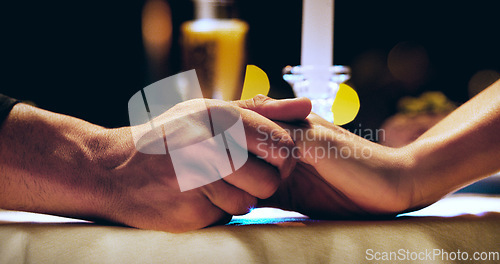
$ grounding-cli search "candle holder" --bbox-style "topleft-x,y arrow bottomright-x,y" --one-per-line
283,65 -> 351,123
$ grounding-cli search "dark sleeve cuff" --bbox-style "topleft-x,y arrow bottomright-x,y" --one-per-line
0,94 -> 20,125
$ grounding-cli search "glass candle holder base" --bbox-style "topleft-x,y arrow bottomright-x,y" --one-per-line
283,65 -> 351,123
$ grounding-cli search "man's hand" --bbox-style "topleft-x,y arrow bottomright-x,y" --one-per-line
0,95 -> 311,233
100,96 -> 311,232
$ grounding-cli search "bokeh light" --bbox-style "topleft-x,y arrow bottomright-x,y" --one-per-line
467,69 -> 500,98
142,0 -> 172,62
387,41 -> 430,88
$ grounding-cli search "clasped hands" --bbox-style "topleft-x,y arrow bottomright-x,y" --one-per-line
94,95 -> 422,233
2,82 -> 498,233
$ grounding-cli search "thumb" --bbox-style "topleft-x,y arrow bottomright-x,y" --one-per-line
232,95 -> 312,121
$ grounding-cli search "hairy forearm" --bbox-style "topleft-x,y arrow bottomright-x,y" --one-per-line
0,103 -> 111,219
404,79 -> 500,206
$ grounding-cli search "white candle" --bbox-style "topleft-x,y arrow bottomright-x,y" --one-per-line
301,0 -> 334,66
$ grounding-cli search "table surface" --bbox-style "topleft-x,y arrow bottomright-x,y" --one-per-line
1,194 -> 499,264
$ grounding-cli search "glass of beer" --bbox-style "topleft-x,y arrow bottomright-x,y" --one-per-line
181,0 -> 248,101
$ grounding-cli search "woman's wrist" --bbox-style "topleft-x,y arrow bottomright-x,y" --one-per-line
397,140 -> 459,213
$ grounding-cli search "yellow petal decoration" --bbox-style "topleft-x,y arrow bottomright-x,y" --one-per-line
240,65 -> 270,100
332,83 -> 360,125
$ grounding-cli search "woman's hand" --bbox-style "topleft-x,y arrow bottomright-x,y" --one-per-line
261,79 -> 500,219
260,113 -> 416,219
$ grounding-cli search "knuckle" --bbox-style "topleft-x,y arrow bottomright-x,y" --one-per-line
241,98 -> 256,109
251,95 -> 273,112
251,94 -> 271,105
236,94 -> 271,110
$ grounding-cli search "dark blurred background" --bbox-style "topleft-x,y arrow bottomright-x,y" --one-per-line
2,0 -> 500,131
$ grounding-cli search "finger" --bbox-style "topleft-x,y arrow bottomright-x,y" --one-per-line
223,154 -> 282,199
139,192 -> 229,233
207,213 -> 234,227
201,178 -> 257,216
238,107 -> 297,179
273,120 -> 330,166
233,94 -> 312,121
207,101 -> 297,179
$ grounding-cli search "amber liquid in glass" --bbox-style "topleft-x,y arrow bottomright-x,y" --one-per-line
181,19 -> 248,101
